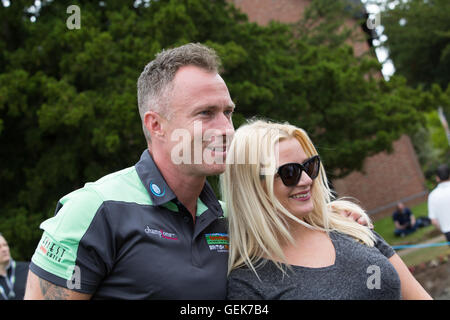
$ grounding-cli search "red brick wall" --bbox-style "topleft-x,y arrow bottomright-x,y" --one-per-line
332,135 -> 428,219
230,0 -> 310,25
229,0 -> 428,220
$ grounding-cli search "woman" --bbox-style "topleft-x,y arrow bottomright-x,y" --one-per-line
222,119 -> 431,300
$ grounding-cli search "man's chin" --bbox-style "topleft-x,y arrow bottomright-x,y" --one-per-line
201,163 -> 227,176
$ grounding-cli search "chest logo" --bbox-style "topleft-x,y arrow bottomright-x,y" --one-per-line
145,226 -> 178,240
205,233 -> 229,252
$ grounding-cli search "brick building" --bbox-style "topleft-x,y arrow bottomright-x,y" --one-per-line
229,0 -> 428,219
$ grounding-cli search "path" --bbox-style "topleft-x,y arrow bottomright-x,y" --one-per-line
397,234 -> 446,257
395,234 -> 450,299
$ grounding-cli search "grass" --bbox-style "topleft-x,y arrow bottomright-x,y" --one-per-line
372,201 -> 450,266
401,245 -> 450,267
372,201 -> 435,246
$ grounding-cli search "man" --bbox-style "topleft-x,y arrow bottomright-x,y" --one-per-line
428,164 -> 450,243
0,233 -> 29,300
25,43 -> 368,300
392,202 -> 417,237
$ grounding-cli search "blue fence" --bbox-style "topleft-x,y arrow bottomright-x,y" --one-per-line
392,242 -> 450,250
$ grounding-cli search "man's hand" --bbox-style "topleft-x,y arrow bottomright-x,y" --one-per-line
342,210 -> 373,229
328,200 -> 373,228
395,221 -> 406,230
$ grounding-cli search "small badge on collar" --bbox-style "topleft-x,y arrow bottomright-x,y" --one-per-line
150,181 -> 165,197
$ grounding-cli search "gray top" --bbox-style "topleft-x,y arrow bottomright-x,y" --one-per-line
227,231 -> 401,300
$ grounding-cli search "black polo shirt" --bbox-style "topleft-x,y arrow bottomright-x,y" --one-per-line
29,150 -> 228,299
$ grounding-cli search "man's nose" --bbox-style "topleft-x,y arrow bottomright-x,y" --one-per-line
215,112 -> 234,134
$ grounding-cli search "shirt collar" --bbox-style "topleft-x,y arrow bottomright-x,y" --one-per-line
134,150 -> 224,217
135,150 -> 177,206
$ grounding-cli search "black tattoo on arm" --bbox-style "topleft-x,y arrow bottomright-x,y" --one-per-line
39,278 -> 70,300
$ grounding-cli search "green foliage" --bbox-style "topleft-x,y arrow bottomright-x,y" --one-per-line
378,0 -> 450,186
0,0 -> 440,260
381,0 -> 450,89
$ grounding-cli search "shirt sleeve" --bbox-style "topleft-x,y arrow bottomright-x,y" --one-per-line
428,194 -> 437,220
30,187 -> 113,294
406,208 -> 413,217
392,212 -> 397,222
372,230 -> 396,259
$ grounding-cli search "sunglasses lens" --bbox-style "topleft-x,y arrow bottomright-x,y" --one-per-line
304,156 -> 320,179
279,164 -> 302,186
277,156 -> 320,187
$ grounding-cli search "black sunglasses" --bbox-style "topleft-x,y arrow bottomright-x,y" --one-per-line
276,155 -> 321,187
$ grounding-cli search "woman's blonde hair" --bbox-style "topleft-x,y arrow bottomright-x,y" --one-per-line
221,119 -> 375,276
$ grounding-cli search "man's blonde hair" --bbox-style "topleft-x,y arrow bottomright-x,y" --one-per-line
221,119 -> 375,276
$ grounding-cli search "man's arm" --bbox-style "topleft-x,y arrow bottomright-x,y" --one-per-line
431,218 -> 441,231
24,270 -> 91,300
410,214 -> 416,227
394,221 -> 405,230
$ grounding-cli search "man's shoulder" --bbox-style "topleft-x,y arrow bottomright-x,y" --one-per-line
61,166 -> 151,206
86,166 -> 139,197
429,184 -> 445,200
43,166 -> 150,234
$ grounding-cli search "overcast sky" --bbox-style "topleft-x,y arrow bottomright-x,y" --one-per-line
362,0 -> 397,80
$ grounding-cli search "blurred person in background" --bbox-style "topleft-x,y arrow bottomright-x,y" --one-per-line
0,233 -> 29,300
428,164 -> 450,243
392,202 -> 417,237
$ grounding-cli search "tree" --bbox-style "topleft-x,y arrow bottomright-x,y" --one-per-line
376,0 -> 450,183
380,0 -> 450,89
0,0 -> 438,259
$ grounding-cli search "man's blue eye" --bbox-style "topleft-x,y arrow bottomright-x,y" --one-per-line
224,110 -> 234,117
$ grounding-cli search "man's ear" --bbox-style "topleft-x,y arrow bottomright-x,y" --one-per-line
144,110 -> 165,140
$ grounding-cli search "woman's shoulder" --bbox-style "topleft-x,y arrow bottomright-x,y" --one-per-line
228,260 -> 274,280
330,229 -> 396,259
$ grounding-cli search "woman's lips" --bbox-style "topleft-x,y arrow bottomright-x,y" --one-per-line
289,191 -> 311,201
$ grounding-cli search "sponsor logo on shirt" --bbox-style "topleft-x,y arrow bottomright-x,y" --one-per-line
145,226 -> 178,240
205,233 -> 229,252
149,182 -> 165,197
39,236 -> 67,263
